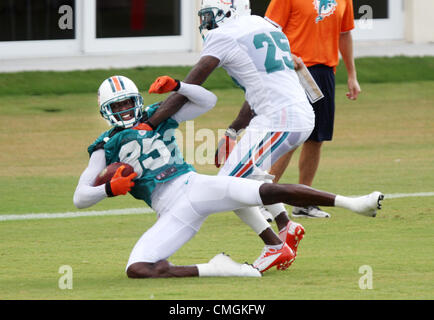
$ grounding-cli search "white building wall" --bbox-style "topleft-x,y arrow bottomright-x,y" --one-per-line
352,0 -> 405,41
405,0 -> 434,43
0,0 -> 433,63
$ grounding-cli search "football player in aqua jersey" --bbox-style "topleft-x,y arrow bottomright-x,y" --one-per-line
73,75 -> 383,278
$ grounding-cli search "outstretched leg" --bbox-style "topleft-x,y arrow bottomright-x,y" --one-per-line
260,183 -> 335,207
259,183 -> 383,217
126,254 -> 261,279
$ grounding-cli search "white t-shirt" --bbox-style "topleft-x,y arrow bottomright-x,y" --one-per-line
201,15 -> 314,132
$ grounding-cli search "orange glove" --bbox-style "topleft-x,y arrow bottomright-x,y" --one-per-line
133,122 -> 154,131
215,129 -> 237,168
106,165 -> 138,197
148,76 -> 180,94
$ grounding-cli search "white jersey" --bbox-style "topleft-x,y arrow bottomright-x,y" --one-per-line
201,15 -> 314,132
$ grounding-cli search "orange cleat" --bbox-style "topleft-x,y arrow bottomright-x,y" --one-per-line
279,221 -> 305,256
253,243 -> 295,273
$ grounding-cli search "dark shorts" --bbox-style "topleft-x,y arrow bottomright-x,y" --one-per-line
306,65 -> 335,142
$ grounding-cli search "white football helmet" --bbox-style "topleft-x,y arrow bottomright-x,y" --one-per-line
98,76 -> 144,128
198,0 -> 237,36
234,0 -> 251,16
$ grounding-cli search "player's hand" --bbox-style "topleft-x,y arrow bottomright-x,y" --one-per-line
215,129 -> 237,168
291,54 -> 303,71
107,165 -> 137,196
148,76 -> 180,94
133,122 -> 154,131
346,77 -> 361,100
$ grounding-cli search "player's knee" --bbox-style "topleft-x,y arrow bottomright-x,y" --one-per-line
153,260 -> 171,276
259,183 -> 292,205
126,262 -> 157,279
126,260 -> 170,279
126,263 -> 145,278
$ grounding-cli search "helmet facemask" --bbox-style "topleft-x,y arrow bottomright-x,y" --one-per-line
100,94 -> 144,129
198,0 -> 237,39
198,8 -> 224,34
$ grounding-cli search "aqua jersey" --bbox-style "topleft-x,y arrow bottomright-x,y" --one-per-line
88,103 -> 195,207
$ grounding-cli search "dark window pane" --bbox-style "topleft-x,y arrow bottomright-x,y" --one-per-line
97,0 -> 180,38
250,0 -> 270,17
0,0 -> 75,42
353,0 -> 388,19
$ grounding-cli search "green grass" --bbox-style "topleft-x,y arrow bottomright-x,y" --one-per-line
0,57 -> 433,96
0,204 -> 432,300
0,60 -> 433,299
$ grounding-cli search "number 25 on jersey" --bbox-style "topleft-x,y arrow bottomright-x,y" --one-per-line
254,31 -> 294,74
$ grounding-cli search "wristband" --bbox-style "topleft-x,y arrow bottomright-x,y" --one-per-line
144,120 -> 156,130
173,80 -> 181,91
225,128 -> 238,140
105,181 -> 114,197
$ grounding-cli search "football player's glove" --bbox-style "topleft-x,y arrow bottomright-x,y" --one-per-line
133,122 -> 154,131
148,76 -> 180,94
215,128 -> 238,168
106,165 -> 137,197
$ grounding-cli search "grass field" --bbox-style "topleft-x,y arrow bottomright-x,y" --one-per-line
0,58 -> 433,300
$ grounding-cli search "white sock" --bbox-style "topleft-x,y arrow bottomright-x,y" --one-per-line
335,195 -> 360,212
196,263 -> 217,277
196,262 -> 261,278
265,203 -> 287,218
234,207 -> 270,235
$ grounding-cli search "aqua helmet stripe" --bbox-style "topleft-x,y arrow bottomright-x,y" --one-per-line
118,76 -> 126,90
108,78 -> 116,93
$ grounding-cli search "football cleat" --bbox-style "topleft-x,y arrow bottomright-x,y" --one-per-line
208,253 -> 262,277
253,243 -> 295,273
259,206 -> 273,222
279,221 -> 305,256
353,191 -> 384,217
292,205 -> 331,218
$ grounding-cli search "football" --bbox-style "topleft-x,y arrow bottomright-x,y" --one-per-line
93,162 -> 135,186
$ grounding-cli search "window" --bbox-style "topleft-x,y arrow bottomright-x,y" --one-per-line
353,0 -> 388,19
0,0 -> 75,42
352,0 -> 404,41
96,0 -> 181,38
250,0 -> 269,17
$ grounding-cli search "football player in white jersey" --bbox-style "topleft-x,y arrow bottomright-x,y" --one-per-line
74,75 -> 384,278
141,0 -> 384,271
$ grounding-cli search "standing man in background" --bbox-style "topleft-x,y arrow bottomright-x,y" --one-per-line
263,0 -> 361,218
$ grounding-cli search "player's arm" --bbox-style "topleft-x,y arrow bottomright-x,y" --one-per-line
171,81 -> 218,123
146,56 -> 220,128
73,149 -> 137,209
149,75 -> 218,123
228,101 -> 255,132
73,149 -> 108,209
214,101 -> 255,168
